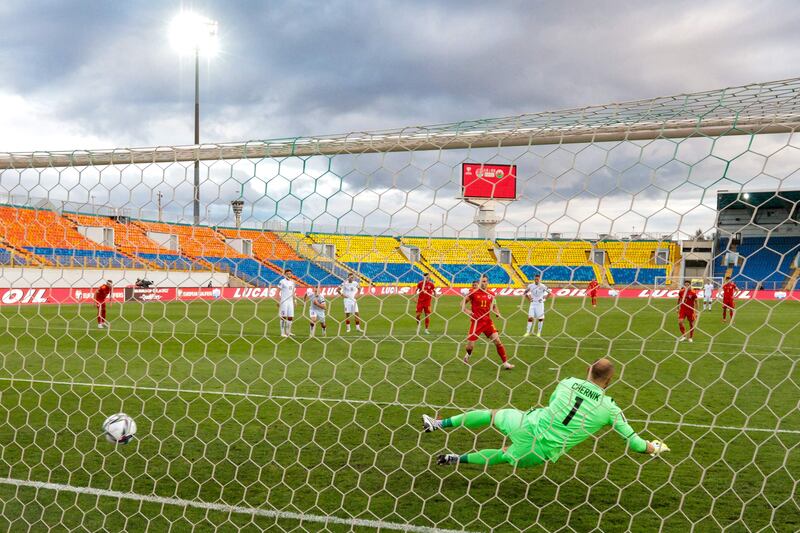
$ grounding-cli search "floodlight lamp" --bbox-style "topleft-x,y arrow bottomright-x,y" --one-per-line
170,11 -> 219,56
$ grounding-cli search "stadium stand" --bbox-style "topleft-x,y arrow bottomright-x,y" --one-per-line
715,235 -> 800,289
203,256 -> 284,286
218,228 -> 301,261
434,263 -> 511,284
129,221 -> 280,282
498,239 -> 597,283
23,247 -> 145,269
520,265 -> 597,282
608,267 -> 667,285
0,246 -> 30,266
598,240 -> 675,286
0,206 -> 153,269
401,237 -> 508,284
1,205 -> 105,250
309,233 -> 420,284
270,259 -> 344,286
0,204 -> 764,291
135,221 -> 238,258
215,228 -> 344,286
63,213 -> 206,271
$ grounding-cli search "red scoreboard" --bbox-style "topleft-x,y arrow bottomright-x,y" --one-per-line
461,163 -> 517,200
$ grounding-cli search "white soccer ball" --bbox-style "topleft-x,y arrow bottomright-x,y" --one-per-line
608,289 -> 619,297
102,413 -> 137,444
775,291 -> 787,300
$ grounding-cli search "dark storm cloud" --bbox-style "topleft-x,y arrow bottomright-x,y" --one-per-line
3,0 -> 800,149
2,0 -> 800,236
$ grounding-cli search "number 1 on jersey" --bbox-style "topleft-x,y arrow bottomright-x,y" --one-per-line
562,397 -> 584,425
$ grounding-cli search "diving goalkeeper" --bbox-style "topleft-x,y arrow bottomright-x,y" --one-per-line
422,358 -> 669,467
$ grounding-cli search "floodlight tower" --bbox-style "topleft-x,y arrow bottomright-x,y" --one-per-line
231,199 -> 244,228
170,11 -> 219,225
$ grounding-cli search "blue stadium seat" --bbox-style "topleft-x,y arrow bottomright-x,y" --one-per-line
271,259 -> 344,285
715,236 -> 800,290
25,247 -> 148,269
0,248 -> 29,266
610,268 -> 666,285
520,265 -> 596,282
345,262 -> 423,283
203,257 -> 284,286
137,253 -> 206,271
433,264 -> 510,284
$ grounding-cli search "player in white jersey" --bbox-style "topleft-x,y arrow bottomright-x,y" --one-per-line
305,287 -> 328,337
277,270 -> 297,337
337,273 -> 362,333
523,274 -> 552,337
702,281 -> 715,311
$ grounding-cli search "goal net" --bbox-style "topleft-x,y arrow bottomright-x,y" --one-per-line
653,276 -> 726,290
1,78 -> 800,532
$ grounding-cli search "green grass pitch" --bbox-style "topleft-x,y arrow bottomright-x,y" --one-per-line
1,295 -> 799,532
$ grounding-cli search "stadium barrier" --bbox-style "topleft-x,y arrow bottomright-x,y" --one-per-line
0,285 -> 796,306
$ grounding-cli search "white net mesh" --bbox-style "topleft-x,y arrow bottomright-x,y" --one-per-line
1,78 -> 799,532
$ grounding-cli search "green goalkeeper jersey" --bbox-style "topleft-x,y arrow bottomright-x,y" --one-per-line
524,377 -> 647,462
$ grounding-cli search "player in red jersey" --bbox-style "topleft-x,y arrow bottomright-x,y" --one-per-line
95,280 -> 113,329
721,276 -> 737,324
462,275 -> 513,370
677,280 -> 698,342
415,273 -> 436,334
587,279 -> 599,307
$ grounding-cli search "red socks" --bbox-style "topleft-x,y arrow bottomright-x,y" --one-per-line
496,343 -> 507,363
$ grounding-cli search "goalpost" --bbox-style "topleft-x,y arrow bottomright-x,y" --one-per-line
1,78 -> 800,532
654,276 -> 726,290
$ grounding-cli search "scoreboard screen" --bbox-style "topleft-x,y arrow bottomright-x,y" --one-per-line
462,163 -> 517,200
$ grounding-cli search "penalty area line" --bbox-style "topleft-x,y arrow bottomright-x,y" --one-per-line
0,477 -> 474,533
2,376 -> 799,435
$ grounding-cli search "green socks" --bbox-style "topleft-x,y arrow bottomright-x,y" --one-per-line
460,449 -> 508,466
440,411 -> 508,466
441,410 -> 492,429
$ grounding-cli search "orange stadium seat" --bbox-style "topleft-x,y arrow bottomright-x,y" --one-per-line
0,206 -> 109,250
218,228 -> 302,260
135,221 -> 245,258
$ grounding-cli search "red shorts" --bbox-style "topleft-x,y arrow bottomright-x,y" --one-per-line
416,302 -> 432,314
678,309 -> 695,321
723,298 -> 735,309
468,318 -> 498,341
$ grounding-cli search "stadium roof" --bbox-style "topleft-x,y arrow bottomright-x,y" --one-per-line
717,189 -> 800,210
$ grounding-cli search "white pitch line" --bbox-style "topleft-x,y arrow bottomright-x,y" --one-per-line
0,477 -> 473,533
628,419 -> 800,435
2,376 -> 798,436
5,323 -> 800,358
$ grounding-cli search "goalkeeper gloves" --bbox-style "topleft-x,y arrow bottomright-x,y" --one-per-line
649,440 -> 670,457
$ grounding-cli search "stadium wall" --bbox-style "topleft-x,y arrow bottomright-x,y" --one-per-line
0,267 -> 229,289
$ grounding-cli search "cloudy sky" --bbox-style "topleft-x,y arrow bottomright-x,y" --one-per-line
1,0 -> 800,237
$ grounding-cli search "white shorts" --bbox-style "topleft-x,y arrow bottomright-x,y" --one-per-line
344,298 -> 359,314
529,302 -> 545,319
309,310 -> 326,322
704,295 -> 713,302
279,301 -> 295,318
